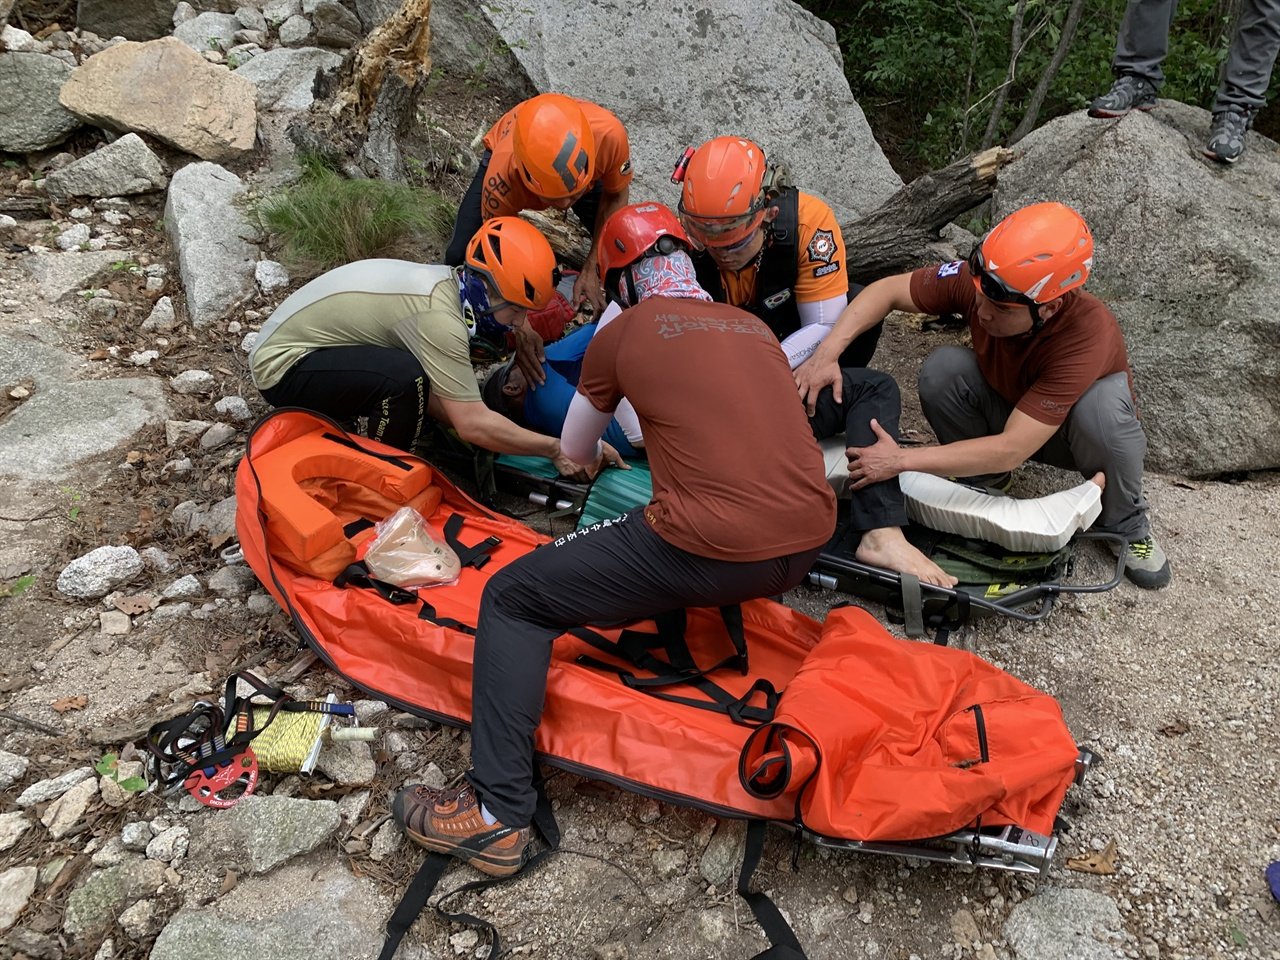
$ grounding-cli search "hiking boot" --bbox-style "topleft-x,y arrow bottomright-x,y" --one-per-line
392,782 -> 531,876
1205,107 -> 1253,164
1113,534 -> 1172,589
1088,75 -> 1157,118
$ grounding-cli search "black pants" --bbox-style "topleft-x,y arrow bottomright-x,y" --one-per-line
467,512 -> 824,826
260,346 -> 429,452
807,367 -> 908,532
445,150 -> 606,266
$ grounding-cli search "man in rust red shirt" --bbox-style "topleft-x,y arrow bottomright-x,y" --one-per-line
793,202 -> 1170,590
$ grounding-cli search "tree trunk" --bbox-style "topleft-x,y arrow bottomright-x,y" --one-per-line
288,0 -> 433,182
1009,0 -> 1088,145
842,146 -> 1014,283
521,210 -> 592,268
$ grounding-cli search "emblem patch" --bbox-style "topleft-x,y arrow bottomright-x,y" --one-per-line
813,262 -> 840,278
763,289 -> 792,309
806,229 -> 836,264
937,260 -> 963,278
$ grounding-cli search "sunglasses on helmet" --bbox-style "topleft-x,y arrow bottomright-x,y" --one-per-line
967,249 -> 1037,307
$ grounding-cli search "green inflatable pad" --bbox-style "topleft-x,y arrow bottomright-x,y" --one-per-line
495,454 -> 652,530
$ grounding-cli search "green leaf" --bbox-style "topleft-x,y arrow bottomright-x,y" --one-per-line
0,574 -> 35,598
95,753 -> 119,777
117,776 -> 148,793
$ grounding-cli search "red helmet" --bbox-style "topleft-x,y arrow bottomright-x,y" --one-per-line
677,136 -> 769,248
972,202 -> 1094,304
597,202 -> 691,281
511,93 -> 596,200
465,217 -> 558,309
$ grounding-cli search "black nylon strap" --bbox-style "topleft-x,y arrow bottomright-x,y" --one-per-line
378,852 -> 450,960
417,600 -> 476,635
343,517 -> 376,538
443,513 -> 502,570
333,563 -> 419,605
738,820 -> 809,959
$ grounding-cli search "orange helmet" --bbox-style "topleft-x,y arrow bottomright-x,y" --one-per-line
511,93 -> 596,200
971,202 -> 1094,305
465,217 -> 558,309
677,136 -> 769,248
597,202 -> 690,280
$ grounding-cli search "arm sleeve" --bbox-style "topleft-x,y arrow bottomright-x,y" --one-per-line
793,194 -> 849,302
561,391 -> 612,464
612,398 -> 644,445
780,293 -> 848,368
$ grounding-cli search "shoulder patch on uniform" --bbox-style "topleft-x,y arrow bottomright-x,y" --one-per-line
806,228 -> 836,264
937,260 -> 963,278
813,262 -> 840,278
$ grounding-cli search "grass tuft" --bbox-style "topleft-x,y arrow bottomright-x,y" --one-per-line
251,155 -> 455,278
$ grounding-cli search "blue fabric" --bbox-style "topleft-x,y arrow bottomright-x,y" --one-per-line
522,324 -> 640,458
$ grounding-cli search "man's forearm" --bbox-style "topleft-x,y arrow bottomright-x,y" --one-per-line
898,434 -> 1027,478
811,273 -> 914,364
460,414 -> 559,459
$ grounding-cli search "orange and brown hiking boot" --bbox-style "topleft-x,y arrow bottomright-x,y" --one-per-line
392,782 -> 531,877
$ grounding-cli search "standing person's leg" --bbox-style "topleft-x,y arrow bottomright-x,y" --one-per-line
917,345 -> 1014,487
1206,0 -> 1280,160
1090,0 -> 1176,116
394,512 -> 820,870
259,346 -> 428,451
444,151 -> 492,266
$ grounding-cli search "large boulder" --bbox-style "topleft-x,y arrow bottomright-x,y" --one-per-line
173,11 -> 242,53
995,102 -> 1280,476
233,47 -> 343,112
165,162 -> 258,325
478,0 -> 902,223
76,0 -> 179,40
59,37 -> 257,163
0,52 -> 82,152
44,133 -> 169,199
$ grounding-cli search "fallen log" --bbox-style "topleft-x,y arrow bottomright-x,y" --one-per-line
842,146 -> 1013,283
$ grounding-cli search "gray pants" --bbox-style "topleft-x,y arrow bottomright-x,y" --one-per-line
1113,0 -> 1280,110
918,346 -> 1150,540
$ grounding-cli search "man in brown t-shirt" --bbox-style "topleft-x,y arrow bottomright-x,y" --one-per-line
793,202 -> 1169,591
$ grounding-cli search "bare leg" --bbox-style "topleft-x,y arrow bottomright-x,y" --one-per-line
856,527 -> 959,588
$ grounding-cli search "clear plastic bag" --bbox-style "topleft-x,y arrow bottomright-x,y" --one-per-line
363,507 -> 461,588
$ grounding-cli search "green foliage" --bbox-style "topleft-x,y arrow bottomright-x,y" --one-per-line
95,753 -> 147,793
251,154 -> 455,277
0,574 -> 35,598
800,0 -> 1274,173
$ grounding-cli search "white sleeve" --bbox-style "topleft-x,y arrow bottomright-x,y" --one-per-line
780,293 -> 847,369
561,391 -> 614,464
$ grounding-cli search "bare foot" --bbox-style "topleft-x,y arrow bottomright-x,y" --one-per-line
1089,471 -> 1105,491
856,527 -> 959,588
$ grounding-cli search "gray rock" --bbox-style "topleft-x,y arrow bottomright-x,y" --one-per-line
57,547 -> 145,601
60,38 -> 256,164
0,52 -> 81,152
0,866 -> 38,932
152,602 -> 193,620
315,740 -> 375,785
145,825 -> 190,862
56,223 -> 92,252
174,12 -> 241,52
173,1 -> 197,24
99,610 -> 132,635
278,14 -> 313,46
200,422 -> 239,449
45,134 -> 168,200
78,0 -> 180,41
698,819 -> 745,887
215,395 -> 253,421
163,575 -> 203,599
42,778 -> 100,840
207,564 -> 257,596
121,821 -> 152,851
368,820 -> 402,862
166,419 -> 211,446
57,546 -> 144,600
0,213 -> 17,233
236,6 -> 268,31
426,0 -> 536,105
149,860 -> 408,960
90,836 -> 129,867
24,250 -> 128,302
652,847 -> 686,880
142,296 -> 178,333
63,860 -> 167,937
310,0 -> 361,46
255,259 -> 290,292
118,898 -> 162,939
128,350 -> 160,366
996,102 -> 1280,474
0,750 -> 29,790
263,0 -> 303,25
7,929 -> 61,960
186,495 -> 238,541
354,0 -> 398,31
0,812 -> 32,853
170,369 -> 216,395
166,163 -> 258,326
187,795 -> 340,874
247,593 -> 278,615
240,331 -> 259,353
1,25 -> 38,51
1004,887 -> 1125,960
478,0 -> 901,223
94,937 -> 115,960
336,789 -> 370,824
140,546 -> 178,574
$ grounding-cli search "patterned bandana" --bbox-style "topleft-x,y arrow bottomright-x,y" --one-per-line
620,251 -> 712,306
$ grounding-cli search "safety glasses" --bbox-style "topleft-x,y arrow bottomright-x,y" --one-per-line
967,249 -> 1036,307
677,203 -> 765,250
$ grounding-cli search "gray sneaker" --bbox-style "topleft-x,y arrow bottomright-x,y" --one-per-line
1115,534 -> 1171,589
1088,75 -> 1157,118
1205,108 -> 1253,164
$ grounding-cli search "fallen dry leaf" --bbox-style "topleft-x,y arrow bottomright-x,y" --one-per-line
88,349 -> 110,361
126,450 -> 142,464
219,869 -> 238,897
114,593 -> 158,616
1067,839 -> 1119,875
1159,719 -> 1191,737
51,694 -> 89,713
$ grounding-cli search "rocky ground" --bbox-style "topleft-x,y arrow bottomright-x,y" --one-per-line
0,4 -> 1278,960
